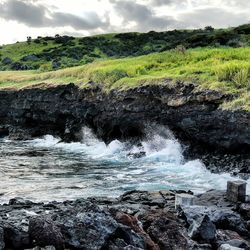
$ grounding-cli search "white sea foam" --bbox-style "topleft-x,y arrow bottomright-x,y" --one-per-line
27,126 -> 250,196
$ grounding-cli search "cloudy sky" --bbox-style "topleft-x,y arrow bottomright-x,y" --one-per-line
0,0 -> 249,44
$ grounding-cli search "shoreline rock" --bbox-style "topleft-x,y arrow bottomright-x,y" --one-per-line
0,190 -> 249,250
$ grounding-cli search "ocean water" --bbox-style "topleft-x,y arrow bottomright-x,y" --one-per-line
0,126 -> 249,203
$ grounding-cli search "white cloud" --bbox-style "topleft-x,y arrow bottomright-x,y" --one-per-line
0,0 -> 249,44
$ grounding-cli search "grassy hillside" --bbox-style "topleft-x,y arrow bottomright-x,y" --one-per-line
0,47 -> 249,111
0,24 -> 249,71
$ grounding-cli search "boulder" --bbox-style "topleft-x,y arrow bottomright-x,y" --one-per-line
216,229 -> 247,244
29,217 -> 64,250
181,206 -> 248,235
238,203 -> 250,220
2,223 -> 30,249
59,210 -> 119,249
115,212 -> 159,250
188,215 -> 216,243
143,212 -> 188,250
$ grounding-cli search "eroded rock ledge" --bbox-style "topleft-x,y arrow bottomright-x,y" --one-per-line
0,190 -> 250,250
0,82 -> 249,172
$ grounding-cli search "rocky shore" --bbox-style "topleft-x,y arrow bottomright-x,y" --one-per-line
0,82 -> 249,174
0,190 -> 249,250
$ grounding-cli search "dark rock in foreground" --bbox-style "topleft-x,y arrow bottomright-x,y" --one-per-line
0,190 -> 249,250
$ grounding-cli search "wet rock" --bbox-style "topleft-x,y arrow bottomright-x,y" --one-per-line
189,242 -> 212,250
0,227 -> 4,250
140,211 -> 188,250
216,229 -> 245,242
224,239 -> 250,249
181,206 -> 248,235
57,204 -> 123,249
108,225 -> 146,249
188,215 -> 216,243
238,203 -> 250,220
218,244 -> 242,250
127,151 -> 146,159
247,221 -> 250,231
25,247 -> 56,250
215,229 -> 250,249
3,223 -> 30,249
115,212 -> 159,250
9,197 -> 35,206
0,190 -> 249,250
29,216 -> 64,250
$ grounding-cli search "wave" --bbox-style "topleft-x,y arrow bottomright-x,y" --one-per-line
27,125 -> 250,196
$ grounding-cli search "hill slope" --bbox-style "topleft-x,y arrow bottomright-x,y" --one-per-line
0,23 -> 249,71
0,47 -> 249,111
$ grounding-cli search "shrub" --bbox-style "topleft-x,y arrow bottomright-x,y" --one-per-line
232,69 -> 249,87
215,64 -> 242,82
175,45 -> 186,54
104,69 -> 128,85
87,69 -> 128,85
135,66 -> 147,75
39,63 -> 52,72
34,39 -> 41,44
215,64 -> 249,87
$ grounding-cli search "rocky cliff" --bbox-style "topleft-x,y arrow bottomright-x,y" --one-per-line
0,82 -> 249,170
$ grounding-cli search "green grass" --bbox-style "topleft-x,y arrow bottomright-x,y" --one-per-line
0,23 -> 249,71
1,40 -> 57,61
0,47 -> 249,110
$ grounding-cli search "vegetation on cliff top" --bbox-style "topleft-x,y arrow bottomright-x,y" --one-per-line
0,47 -> 249,111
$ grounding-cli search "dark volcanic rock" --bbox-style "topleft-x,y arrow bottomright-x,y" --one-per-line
181,206 -> 248,236
139,210 -> 189,250
188,215 -> 216,243
0,82 -> 249,172
29,216 -> 64,250
0,190 -> 249,250
0,227 -> 4,250
238,203 -> 250,220
2,223 -> 30,249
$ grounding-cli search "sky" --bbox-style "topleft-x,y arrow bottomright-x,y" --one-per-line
0,0 -> 249,44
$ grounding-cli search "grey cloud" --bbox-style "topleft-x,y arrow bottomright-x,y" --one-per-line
1,0 -> 47,26
51,12 -> 106,30
0,0 -> 109,30
150,0 -> 186,6
112,0 -> 176,31
178,7 -> 250,28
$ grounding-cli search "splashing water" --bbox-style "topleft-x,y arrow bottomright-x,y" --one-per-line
0,126 -> 249,203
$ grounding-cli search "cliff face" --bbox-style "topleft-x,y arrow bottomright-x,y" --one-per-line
0,82 -> 249,154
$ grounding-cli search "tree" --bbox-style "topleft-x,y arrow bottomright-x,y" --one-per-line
27,36 -> 32,44
205,26 -> 214,32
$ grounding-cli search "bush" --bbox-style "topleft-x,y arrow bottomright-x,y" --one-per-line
232,69 -> 249,87
215,64 -> 249,87
88,69 -> 128,85
215,64 -> 241,82
175,45 -> 186,54
39,63 -> 52,72
34,39 -> 41,44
